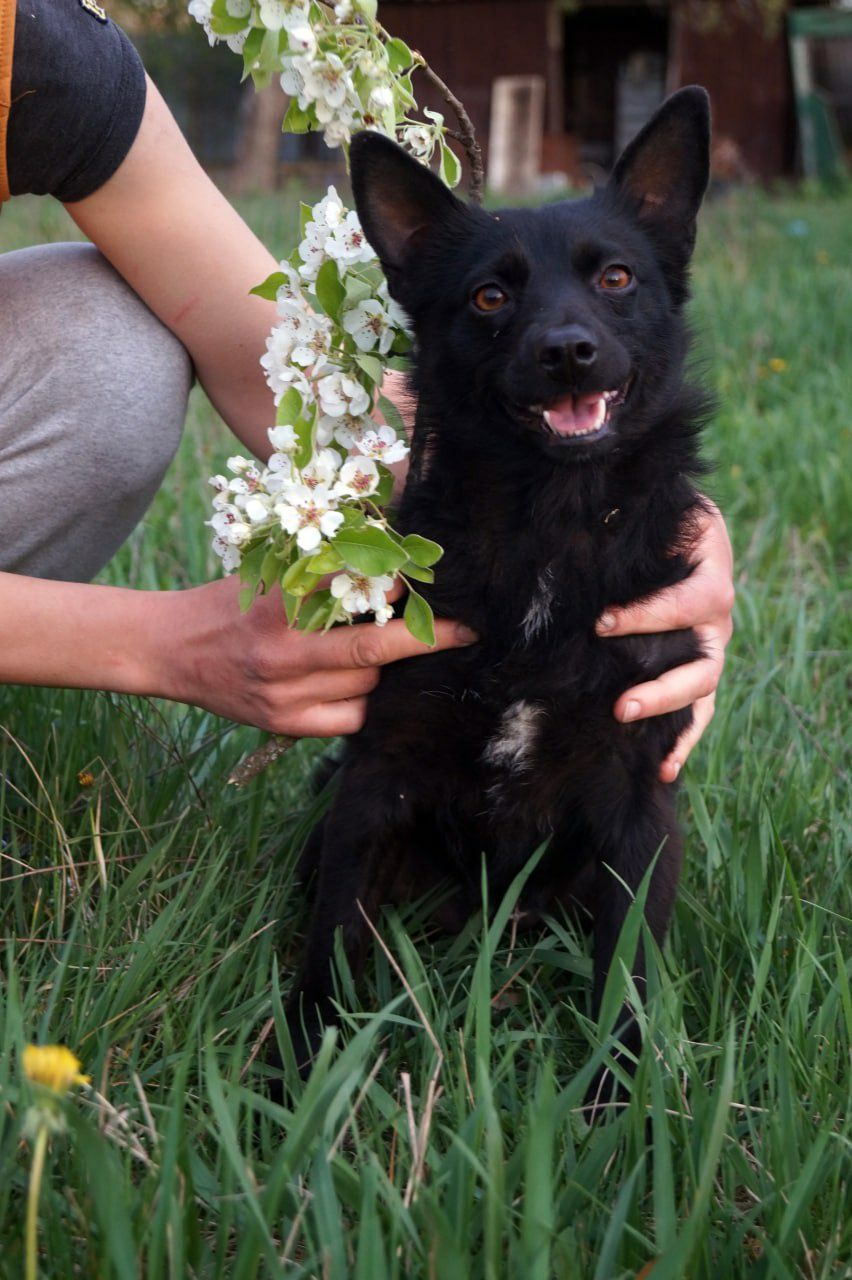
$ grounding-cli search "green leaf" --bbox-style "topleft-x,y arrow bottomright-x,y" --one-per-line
355,352 -> 385,387
374,463 -> 395,506
440,142 -> 462,189
276,386 -> 303,426
283,98 -> 313,134
386,37 -> 413,74
239,541 -> 268,592
343,274 -> 374,308
299,201 -> 313,238
239,583 -> 258,613
315,258 -> 345,322
260,546 -> 282,592
297,590 -> 335,632
355,0 -> 378,20
282,587 -> 299,626
403,563 -> 434,584
282,555 -> 324,597
294,415 -> 315,470
401,533 -> 443,567
210,0 -> 249,35
377,393 -> 407,437
404,586 -> 436,646
250,271 -> 287,301
305,544 -> 344,574
241,28 -> 264,82
335,524 -> 409,577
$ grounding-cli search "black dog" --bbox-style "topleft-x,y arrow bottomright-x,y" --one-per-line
286,87 -> 712,1107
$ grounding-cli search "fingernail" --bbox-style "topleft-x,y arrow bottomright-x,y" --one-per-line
671,760 -> 681,780
622,699 -> 641,722
456,625 -> 479,644
596,612 -> 616,634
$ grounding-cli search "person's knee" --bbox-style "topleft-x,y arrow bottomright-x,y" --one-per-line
0,244 -> 195,580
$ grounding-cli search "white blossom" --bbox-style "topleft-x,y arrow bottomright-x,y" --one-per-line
326,211 -> 376,268
352,425 -> 409,464
369,85 -> 394,113
401,124 -> 433,158
244,494 -> 274,524
257,0 -> 290,31
334,0 -> 353,19
342,298 -> 395,354
212,536 -> 242,573
209,507 -> 252,546
331,571 -> 395,624
333,456 -> 380,499
268,424 -> 298,453
317,370 -> 372,418
325,410 -> 374,450
275,482 -> 344,552
301,447 -> 342,489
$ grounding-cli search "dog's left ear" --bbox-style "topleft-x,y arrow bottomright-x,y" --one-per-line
608,86 -> 710,257
350,131 -> 468,280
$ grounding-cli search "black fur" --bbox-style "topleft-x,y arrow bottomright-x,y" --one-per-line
286,88 -> 713,1110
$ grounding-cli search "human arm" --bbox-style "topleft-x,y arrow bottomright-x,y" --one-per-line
63,75 -> 280,460
596,501 -> 735,781
0,573 -> 476,735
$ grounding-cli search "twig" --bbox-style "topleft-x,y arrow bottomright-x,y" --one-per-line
415,59 -> 485,203
227,735 -> 297,787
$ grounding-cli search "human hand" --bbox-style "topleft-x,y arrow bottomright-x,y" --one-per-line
595,501 -> 734,781
161,576 -> 476,736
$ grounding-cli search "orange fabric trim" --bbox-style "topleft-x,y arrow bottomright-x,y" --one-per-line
0,0 -> 16,204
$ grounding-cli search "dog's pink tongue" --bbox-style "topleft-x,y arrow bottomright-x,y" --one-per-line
544,393 -> 606,436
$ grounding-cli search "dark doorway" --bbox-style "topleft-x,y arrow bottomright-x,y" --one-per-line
563,3 -> 669,175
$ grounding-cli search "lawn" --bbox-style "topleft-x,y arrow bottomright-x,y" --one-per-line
0,182 -> 850,1279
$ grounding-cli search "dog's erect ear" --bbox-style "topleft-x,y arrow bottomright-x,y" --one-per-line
608,86 -> 710,252
350,131 -> 467,275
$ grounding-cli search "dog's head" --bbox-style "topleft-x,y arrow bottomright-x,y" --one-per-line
350,87 -> 710,462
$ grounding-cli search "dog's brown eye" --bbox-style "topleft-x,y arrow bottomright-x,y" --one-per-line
599,265 -> 633,291
472,284 -> 509,312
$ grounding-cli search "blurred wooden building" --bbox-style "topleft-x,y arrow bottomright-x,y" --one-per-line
378,0 -> 842,187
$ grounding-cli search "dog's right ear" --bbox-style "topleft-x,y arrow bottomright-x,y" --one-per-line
350,132 -> 467,278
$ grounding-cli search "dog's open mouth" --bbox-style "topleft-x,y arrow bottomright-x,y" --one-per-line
532,383 -> 630,443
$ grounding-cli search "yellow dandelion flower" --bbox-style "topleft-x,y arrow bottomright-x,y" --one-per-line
77,769 -> 95,788
768,357 -> 787,374
23,1045 -> 90,1093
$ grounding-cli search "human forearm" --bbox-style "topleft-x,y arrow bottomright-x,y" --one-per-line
1,573 -> 475,733
65,77 -> 279,460
0,572 -> 170,696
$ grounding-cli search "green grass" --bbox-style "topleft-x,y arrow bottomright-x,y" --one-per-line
1,184 -> 850,1279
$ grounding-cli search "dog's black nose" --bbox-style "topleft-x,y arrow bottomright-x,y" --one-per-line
537,325 -> 598,377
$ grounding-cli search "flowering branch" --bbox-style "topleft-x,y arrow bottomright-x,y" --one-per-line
416,59 -> 484,203
187,0 -> 480,668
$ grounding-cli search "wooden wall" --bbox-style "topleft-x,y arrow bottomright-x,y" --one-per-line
669,6 -> 796,179
378,0 -> 557,168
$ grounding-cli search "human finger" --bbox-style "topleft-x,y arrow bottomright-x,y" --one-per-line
613,655 -> 721,724
310,616 -> 478,672
596,568 -> 735,637
659,693 -> 716,782
290,696 -> 370,737
282,665 -> 381,704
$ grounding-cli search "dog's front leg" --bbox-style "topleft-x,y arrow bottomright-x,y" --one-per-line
581,780 -> 682,1118
286,772 -> 412,1071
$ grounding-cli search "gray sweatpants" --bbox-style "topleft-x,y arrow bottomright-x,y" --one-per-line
0,242 -> 193,582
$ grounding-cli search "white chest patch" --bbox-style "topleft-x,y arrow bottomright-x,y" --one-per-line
484,700 -> 545,773
521,568 -> 554,643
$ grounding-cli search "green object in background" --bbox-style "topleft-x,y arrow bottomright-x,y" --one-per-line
789,7 -> 852,183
